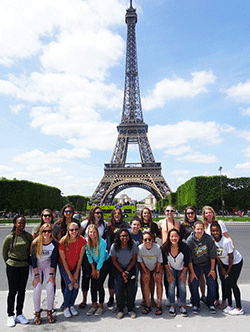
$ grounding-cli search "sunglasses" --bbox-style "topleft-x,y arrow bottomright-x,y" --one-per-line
65,210 -> 73,214
94,211 -> 102,215
42,230 -> 52,234
166,209 -> 174,213
69,228 -> 79,232
143,238 -> 152,242
43,214 -> 52,218
186,212 -> 194,215
120,234 -> 129,237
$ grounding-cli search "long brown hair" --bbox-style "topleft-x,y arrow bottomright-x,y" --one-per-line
108,207 -> 123,235
140,207 -> 153,230
202,206 -> 217,229
58,204 -> 74,237
60,222 -> 80,251
183,206 -> 198,226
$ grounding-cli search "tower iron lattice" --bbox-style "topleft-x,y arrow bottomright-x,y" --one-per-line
91,0 -> 171,204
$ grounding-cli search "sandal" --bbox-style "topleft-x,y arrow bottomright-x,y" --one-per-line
142,306 -> 151,314
151,300 -> 157,307
79,302 -> 86,309
140,300 -> 147,307
34,312 -> 41,325
155,307 -> 162,315
47,310 -> 55,323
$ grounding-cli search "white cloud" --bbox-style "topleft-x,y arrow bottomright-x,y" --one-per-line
9,104 -> 26,115
237,130 -> 250,142
165,146 -> 191,156
240,107 -> 250,116
225,80 -> 250,103
176,151 -> 218,163
171,170 -> 190,175
0,165 -> 14,172
149,120 -> 223,149
235,162 -> 250,171
142,71 -> 216,110
242,146 -> 250,158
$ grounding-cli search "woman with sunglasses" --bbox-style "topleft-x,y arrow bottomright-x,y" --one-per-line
2,215 -> 33,327
110,228 -> 138,319
180,206 -> 198,241
58,222 -> 86,318
32,209 -> 54,240
162,229 -> 190,317
31,224 -> 58,324
105,207 -> 130,308
53,204 -> 81,308
79,206 -> 107,309
138,232 -> 163,315
85,225 -> 110,316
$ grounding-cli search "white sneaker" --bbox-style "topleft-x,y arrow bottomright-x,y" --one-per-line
116,311 -> 124,319
86,307 -> 97,316
70,306 -> 78,316
229,308 -> 244,316
223,305 -> 234,314
15,314 -> 29,324
64,307 -> 72,318
7,316 -> 16,327
128,311 -> 136,319
95,307 -> 103,316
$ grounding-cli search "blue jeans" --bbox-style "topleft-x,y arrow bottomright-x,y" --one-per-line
168,267 -> 187,306
58,262 -> 80,308
190,263 -> 216,307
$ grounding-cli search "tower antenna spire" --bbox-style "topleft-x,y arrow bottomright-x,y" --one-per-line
130,0 -> 133,8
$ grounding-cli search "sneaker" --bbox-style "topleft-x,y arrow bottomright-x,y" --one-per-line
111,305 -> 118,312
70,306 -> 78,316
128,311 -> 136,319
86,307 -> 97,316
169,306 -> 177,317
209,306 -> 216,314
200,296 -> 207,305
180,307 -> 188,317
229,308 -> 244,316
64,307 -> 72,318
107,296 -> 114,307
192,306 -> 199,314
223,305 -> 234,314
116,311 -> 124,319
7,316 -> 16,327
95,307 -> 103,316
15,314 -> 29,324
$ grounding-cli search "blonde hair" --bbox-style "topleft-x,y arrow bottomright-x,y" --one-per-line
60,222 -> 80,251
87,224 -> 99,257
31,224 -> 53,257
202,206 -> 217,229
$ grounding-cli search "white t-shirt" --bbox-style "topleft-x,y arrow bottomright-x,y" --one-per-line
137,242 -> 163,271
214,235 -> 242,265
205,220 -> 227,235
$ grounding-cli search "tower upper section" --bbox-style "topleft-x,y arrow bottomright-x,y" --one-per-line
120,0 -> 144,125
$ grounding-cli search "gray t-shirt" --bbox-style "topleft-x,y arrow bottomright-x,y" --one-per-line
110,242 -> 138,268
137,242 -> 163,271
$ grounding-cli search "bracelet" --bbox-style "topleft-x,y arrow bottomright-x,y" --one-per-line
49,273 -> 54,276
210,270 -> 215,273
34,273 -> 39,276
125,271 -> 129,275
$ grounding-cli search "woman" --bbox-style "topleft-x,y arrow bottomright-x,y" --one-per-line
140,207 -> 160,239
202,205 -> 234,307
180,206 -> 198,241
211,223 -> 244,315
106,207 -> 129,307
79,206 -> 107,308
138,232 -> 163,315
31,224 -> 58,324
58,222 -> 86,318
162,229 -> 190,317
53,204 -> 81,308
110,228 -> 138,319
187,221 -> 217,314
32,209 -> 54,239
85,225 -> 110,316
2,215 -> 33,327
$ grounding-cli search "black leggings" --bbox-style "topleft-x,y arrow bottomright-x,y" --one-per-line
218,259 -> 243,308
90,259 -> 110,303
6,265 -> 29,317
81,252 -> 91,292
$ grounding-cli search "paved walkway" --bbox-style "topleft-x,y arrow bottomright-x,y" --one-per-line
0,285 -> 249,332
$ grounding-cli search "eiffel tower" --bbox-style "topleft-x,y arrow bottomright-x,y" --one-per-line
91,0 -> 171,205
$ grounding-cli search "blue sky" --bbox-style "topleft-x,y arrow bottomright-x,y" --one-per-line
1,0 -> 250,201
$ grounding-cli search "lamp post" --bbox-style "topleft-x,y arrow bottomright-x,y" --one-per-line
218,166 -> 224,217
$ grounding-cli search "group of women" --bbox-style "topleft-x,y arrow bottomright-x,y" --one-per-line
2,204 -> 244,327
